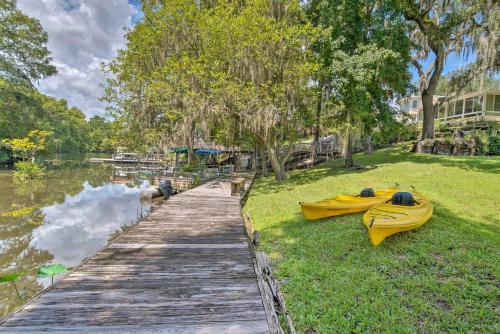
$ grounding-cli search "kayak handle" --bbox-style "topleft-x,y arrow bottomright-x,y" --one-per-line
369,218 -> 375,228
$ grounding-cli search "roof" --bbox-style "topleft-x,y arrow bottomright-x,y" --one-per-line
170,147 -> 222,155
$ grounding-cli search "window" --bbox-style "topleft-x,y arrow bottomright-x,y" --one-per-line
473,96 -> 482,114
454,100 -> 464,115
438,104 -> 446,118
495,95 -> 500,111
464,98 -> 473,114
486,94 -> 494,111
412,100 -> 418,108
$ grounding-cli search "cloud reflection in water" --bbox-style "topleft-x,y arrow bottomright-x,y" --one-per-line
31,181 -> 151,267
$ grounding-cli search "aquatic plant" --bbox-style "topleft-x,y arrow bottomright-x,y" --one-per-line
13,161 -> 46,180
37,264 -> 69,284
0,273 -> 24,301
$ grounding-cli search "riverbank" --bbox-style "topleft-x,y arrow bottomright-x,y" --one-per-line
243,144 -> 499,333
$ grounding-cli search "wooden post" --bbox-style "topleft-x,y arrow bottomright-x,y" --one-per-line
230,178 -> 245,196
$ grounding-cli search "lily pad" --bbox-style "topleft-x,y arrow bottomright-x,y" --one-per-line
0,273 -> 25,301
0,272 -> 25,283
37,263 -> 69,278
0,273 -> 19,283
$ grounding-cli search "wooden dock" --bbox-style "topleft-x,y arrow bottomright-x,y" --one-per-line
0,174 -> 271,333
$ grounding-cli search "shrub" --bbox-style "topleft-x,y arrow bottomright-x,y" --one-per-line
13,161 -> 46,180
487,135 -> 500,155
465,131 -> 490,156
371,122 -> 419,148
0,147 -> 11,164
181,163 -> 199,172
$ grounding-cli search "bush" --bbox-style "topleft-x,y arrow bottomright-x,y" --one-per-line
181,163 -> 199,172
469,132 -> 487,155
13,161 -> 46,180
0,147 -> 11,165
486,135 -> 500,155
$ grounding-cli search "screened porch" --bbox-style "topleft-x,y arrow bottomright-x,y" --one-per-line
435,90 -> 500,122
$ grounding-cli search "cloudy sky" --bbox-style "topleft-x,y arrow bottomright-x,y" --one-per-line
18,0 -> 141,118
17,1 -> 474,118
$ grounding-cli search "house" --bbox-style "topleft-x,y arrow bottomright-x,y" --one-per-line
398,95 -> 441,123
435,89 -> 500,123
400,90 -> 500,124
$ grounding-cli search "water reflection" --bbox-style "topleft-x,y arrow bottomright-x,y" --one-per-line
32,181 -> 150,267
0,160 -> 153,316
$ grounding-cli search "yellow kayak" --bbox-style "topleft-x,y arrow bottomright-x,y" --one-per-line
300,188 -> 399,220
363,192 -> 433,245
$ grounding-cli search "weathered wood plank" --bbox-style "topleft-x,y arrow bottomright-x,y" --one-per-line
0,173 -> 269,333
0,321 -> 270,334
107,242 -> 249,249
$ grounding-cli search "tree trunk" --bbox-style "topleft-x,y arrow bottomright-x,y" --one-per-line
344,132 -> 354,168
364,134 -> 373,154
267,146 -> 285,181
421,91 -> 435,139
312,88 -> 322,161
260,144 -> 269,176
187,124 -> 195,164
420,49 -> 444,140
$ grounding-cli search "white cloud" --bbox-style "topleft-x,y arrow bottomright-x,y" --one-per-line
33,181 -> 150,266
17,0 -> 138,117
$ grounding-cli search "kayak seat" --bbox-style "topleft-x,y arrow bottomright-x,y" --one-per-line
391,192 -> 415,206
360,188 -> 375,197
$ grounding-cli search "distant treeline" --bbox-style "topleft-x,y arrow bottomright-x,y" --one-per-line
0,78 -> 115,163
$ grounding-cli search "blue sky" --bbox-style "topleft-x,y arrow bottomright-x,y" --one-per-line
128,0 -> 143,23
411,51 -> 475,82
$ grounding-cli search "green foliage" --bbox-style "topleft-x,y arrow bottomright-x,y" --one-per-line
181,163 -> 199,173
305,0 -> 412,165
0,78 -> 117,158
2,130 -> 52,162
466,131 -> 487,155
0,146 -> 10,163
193,174 -> 202,186
0,273 -> 24,301
436,75 -> 500,97
465,132 -> 500,156
0,0 -> 56,85
105,0 -> 318,180
0,274 -> 18,283
87,116 -> 114,152
371,122 -> 418,147
244,145 -> 499,332
487,135 -> 500,155
37,264 -> 69,278
13,161 -> 45,180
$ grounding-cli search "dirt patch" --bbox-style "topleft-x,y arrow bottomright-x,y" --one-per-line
436,299 -> 451,311
431,252 -> 443,261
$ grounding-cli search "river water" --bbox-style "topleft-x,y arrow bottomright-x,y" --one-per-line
0,154 -> 155,317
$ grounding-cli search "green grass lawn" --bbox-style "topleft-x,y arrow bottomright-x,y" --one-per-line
244,144 -> 499,333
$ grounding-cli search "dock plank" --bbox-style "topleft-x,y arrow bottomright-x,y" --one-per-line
0,173 -> 270,333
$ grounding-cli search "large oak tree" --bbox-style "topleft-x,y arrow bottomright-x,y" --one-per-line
394,0 -> 499,139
